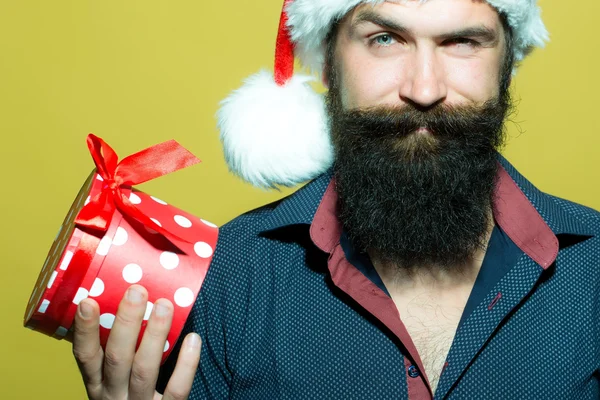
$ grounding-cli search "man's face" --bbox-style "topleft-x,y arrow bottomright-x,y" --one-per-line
330,0 -> 507,111
326,0 -> 513,270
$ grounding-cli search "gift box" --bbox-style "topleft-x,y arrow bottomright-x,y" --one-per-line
24,134 -> 218,363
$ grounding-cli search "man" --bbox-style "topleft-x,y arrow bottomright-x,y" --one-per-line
72,0 -> 600,398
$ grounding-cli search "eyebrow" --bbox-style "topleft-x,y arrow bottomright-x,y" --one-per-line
350,10 -> 499,45
351,10 -> 409,36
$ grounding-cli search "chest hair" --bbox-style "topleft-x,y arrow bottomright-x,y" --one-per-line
392,291 -> 469,393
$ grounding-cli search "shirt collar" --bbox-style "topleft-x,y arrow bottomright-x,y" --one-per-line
496,155 -> 596,238
260,154 -> 596,269
259,168 -> 333,232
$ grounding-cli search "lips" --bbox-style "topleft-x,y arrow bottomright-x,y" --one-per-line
415,127 -> 432,135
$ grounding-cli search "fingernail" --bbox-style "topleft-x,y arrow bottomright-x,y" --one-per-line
126,287 -> 144,304
154,302 -> 170,317
187,333 -> 201,349
79,301 -> 93,319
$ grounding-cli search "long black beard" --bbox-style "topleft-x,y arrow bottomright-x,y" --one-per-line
328,91 -> 511,270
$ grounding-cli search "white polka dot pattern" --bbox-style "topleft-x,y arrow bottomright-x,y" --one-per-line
99,313 -> 115,329
174,215 -> 192,228
38,300 -> 50,314
47,271 -> 58,289
151,196 -> 167,205
59,251 -> 73,271
55,326 -> 69,337
26,169 -> 218,368
112,227 -> 128,246
96,236 -> 112,256
122,264 -> 143,284
129,193 -> 142,205
151,218 -> 162,227
144,302 -> 154,321
86,189 -> 217,364
72,287 -> 89,305
89,278 -> 105,297
201,219 -> 218,228
146,218 -> 162,234
194,242 -> 213,259
160,252 -> 179,270
174,287 -> 195,308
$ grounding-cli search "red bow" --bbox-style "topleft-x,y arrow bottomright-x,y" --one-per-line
75,134 -> 200,245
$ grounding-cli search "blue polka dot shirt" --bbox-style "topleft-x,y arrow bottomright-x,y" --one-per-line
157,155 -> 600,399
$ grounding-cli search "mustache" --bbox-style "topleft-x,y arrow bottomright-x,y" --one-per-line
331,99 -> 509,141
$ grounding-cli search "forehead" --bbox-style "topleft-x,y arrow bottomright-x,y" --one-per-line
346,0 -> 502,33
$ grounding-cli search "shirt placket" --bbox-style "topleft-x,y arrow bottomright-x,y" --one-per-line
327,243 -> 434,400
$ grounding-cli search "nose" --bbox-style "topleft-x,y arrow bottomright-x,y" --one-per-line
399,48 -> 447,109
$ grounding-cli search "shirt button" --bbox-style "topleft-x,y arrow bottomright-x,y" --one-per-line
408,365 -> 420,378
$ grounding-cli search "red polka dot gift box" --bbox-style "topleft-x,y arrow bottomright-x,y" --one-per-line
23,134 -> 218,364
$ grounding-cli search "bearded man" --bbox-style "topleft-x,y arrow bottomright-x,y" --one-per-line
71,0 -> 600,399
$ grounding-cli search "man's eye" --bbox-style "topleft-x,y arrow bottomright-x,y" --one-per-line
370,34 -> 396,47
446,37 -> 480,47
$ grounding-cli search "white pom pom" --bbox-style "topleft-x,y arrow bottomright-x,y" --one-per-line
217,70 -> 333,188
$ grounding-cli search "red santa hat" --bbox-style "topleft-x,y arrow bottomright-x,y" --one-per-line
217,0 -> 549,188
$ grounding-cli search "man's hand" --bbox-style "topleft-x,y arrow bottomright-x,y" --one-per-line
72,284 -> 201,400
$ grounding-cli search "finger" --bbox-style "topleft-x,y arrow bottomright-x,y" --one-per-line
162,333 -> 202,400
103,285 -> 148,398
129,299 -> 174,400
72,298 -> 104,398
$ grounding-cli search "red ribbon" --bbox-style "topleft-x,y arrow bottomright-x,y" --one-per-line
75,134 -> 200,246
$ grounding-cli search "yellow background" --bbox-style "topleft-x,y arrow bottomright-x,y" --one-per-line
1,0 -> 598,398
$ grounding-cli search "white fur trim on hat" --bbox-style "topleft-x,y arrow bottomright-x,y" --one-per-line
286,0 -> 549,74
217,70 -> 333,188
